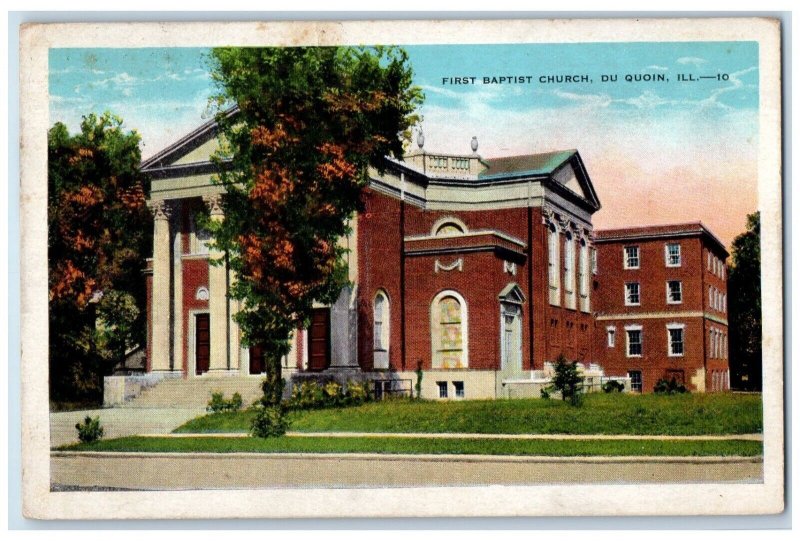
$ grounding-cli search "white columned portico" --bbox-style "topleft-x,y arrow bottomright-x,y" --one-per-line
150,200 -> 173,372
204,194 -> 229,372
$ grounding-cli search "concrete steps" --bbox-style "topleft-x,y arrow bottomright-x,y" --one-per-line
120,376 -> 265,409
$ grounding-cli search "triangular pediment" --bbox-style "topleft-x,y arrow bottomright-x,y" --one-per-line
550,152 -> 601,210
498,283 -> 526,304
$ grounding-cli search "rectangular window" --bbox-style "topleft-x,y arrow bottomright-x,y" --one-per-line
579,241 -> 590,312
665,243 -> 681,267
564,235 -> 576,310
436,381 -> 448,399
624,246 -> 640,269
548,226 -> 561,306
668,326 -> 684,356
591,247 -> 598,275
625,282 -> 640,306
667,280 -> 683,304
626,328 -> 642,357
453,381 -> 465,398
607,327 -> 616,348
709,329 -> 714,358
629,370 -> 642,393
707,251 -> 712,271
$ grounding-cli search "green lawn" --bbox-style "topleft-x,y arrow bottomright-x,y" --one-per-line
174,393 -> 762,436
58,435 -> 762,457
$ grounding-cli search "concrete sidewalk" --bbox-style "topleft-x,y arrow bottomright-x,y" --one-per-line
50,451 -> 764,490
50,407 -> 206,447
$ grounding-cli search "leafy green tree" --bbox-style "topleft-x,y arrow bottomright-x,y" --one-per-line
550,354 -> 584,406
48,113 -> 150,403
207,46 -> 422,435
728,211 -> 762,390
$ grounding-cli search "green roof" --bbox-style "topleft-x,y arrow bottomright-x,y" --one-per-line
478,150 -> 576,179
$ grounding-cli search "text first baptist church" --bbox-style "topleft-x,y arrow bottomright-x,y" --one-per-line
137,114 -> 732,399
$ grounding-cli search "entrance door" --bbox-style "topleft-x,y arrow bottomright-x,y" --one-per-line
501,304 -> 523,374
249,344 -> 266,375
195,313 -> 210,375
308,308 -> 330,371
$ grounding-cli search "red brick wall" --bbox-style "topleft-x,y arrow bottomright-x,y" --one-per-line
357,188 -> 596,372
593,233 -> 729,391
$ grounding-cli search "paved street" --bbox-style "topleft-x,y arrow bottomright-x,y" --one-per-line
51,452 -> 763,490
49,407 -> 206,447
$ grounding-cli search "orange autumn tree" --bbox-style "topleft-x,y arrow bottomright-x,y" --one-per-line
208,47 -> 422,436
48,113 -> 151,403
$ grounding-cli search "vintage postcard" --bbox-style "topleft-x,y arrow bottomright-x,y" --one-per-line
19,18 -> 783,519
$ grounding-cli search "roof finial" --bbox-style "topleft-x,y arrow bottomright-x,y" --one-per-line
417,129 -> 425,150
471,136 -> 478,154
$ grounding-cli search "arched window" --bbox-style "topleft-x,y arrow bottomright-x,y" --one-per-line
548,223 -> 561,306
432,216 -> 468,237
373,290 -> 390,369
431,290 -> 468,369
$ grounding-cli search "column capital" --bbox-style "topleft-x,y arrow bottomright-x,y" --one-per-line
203,194 -> 224,217
149,200 -> 173,221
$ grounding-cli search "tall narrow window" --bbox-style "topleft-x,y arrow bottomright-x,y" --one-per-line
579,239 -> 590,312
625,282 -> 640,306
564,233 -> 576,310
591,247 -> 598,275
665,243 -> 681,267
432,291 -> 468,369
607,327 -> 616,348
667,325 -> 685,356
626,326 -> 643,357
373,291 -> 390,369
624,246 -> 640,269
667,280 -> 683,304
548,224 -> 561,306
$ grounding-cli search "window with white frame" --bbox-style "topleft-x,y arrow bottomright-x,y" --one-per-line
722,293 -> 727,313
667,324 -> 685,356
436,381 -> 448,399
707,252 -> 712,271
579,240 -> 590,312
708,286 -> 713,308
431,291 -> 468,369
666,280 -> 683,304
607,327 -> 616,348
624,246 -> 640,269
708,329 -> 714,358
625,282 -> 640,306
564,233 -> 576,310
626,326 -> 643,357
453,381 -> 465,398
665,243 -> 681,267
373,290 -> 390,369
547,224 -> 561,306
591,247 -> 598,275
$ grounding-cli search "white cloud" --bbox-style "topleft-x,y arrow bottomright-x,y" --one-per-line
676,57 -> 707,67
646,65 -> 669,71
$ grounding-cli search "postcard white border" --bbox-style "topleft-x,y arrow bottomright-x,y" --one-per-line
19,17 -> 783,519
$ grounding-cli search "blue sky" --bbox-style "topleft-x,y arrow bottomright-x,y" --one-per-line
49,42 -> 759,245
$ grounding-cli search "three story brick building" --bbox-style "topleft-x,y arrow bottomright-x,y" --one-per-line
592,224 -> 730,393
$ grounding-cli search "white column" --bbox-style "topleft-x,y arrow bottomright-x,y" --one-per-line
150,200 -> 172,372
172,202 -> 184,375
204,194 -> 229,372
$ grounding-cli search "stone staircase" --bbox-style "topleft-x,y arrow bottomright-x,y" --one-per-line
119,376 -> 265,409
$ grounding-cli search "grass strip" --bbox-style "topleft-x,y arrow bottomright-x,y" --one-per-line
57,436 -> 763,457
174,393 -> 763,436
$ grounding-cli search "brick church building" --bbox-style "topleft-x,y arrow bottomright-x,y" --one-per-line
136,114 -> 729,399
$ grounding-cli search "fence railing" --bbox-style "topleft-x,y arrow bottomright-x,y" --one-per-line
373,379 -> 414,400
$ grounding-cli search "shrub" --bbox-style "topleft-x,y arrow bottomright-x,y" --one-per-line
550,354 -> 584,406
250,404 -> 289,438
345,380 -> 371,405
207,391 -> 244,413
654,377 -> 689,395
75,416 -> 104,443
602,380 -> 626,393
540,387 -> 551,400
323,381 -> 343,405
